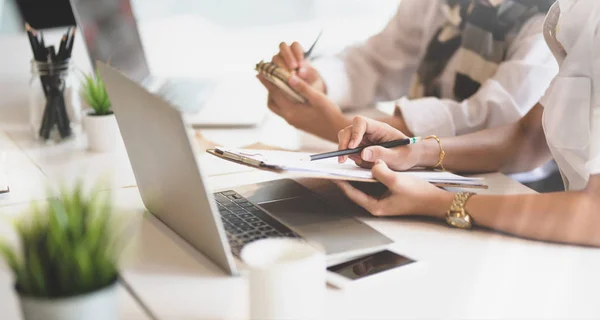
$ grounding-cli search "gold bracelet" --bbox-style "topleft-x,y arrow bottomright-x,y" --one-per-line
425,135 -> 446,171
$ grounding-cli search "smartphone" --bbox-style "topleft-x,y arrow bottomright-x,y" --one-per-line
326,250 -> 416,288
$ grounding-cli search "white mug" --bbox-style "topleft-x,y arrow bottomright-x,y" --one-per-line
240,238 -> 326,320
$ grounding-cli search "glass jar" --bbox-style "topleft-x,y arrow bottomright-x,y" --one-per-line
29,59 -> 82,142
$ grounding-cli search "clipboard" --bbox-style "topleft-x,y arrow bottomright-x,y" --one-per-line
207,148 -> 488,189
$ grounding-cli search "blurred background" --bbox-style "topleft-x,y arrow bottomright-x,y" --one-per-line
0,0 -> 564,192
0,0 -> 401,78
0,0 -> 400,39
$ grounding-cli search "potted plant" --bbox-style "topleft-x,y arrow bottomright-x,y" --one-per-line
0,183 -> 121,320
81,72 -> 118,152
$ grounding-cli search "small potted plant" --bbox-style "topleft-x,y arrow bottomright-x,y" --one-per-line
0,182 -> 121,320
81,72 -> 118,152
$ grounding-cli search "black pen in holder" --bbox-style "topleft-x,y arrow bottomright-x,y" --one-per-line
26,24 -> 80,142
29,59 -> 82,142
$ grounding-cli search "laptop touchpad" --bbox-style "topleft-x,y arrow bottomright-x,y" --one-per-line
258,196 -> 384,255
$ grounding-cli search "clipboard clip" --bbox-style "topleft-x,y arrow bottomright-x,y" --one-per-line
214,147 -> 267,167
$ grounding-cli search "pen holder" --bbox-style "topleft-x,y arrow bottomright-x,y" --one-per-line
29,59 -> 82,142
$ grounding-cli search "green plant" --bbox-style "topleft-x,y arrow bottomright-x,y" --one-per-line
0,182 -> 120,298
81,72 -> 111,115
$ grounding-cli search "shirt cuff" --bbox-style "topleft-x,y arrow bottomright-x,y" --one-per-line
311,57 -> 352,109
586,107 -> 600,175
395,97 -> 457,137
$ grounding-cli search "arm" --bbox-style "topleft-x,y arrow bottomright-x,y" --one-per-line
311,0 -> 430,109
419,103 -> 553,173
335,106 -> 600,247
336,161 -> 600,247
454,177 -> 600,247
394,14 -> 558,138
339,104 -> 552,174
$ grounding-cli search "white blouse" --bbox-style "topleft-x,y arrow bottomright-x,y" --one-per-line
311,0 -> 558,137
540,0 -> 600,191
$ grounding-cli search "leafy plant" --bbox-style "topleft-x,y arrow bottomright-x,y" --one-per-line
0,182 -> 120,298
81,72 -> 111,116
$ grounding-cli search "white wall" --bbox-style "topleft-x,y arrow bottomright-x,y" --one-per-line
0,0 -> 22,34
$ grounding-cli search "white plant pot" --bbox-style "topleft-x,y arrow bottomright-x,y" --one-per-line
19,282 -> 118,320
83,111 -> 118,152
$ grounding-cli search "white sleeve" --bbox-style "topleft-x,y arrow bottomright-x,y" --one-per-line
397,14 -> 558,137
311,0 -> 432,110
586,19 -> 600,175
588,108 -> 600,175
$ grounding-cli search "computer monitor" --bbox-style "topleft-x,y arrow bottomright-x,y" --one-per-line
69,0 -> 150,82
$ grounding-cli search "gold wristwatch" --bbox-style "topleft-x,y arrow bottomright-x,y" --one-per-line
446,192 -> 475,229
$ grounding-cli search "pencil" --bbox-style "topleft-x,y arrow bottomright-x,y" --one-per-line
308,137 -> 423,161
25,23 -> 42,61
304,30 -> 323,59
66,27 -> 76,58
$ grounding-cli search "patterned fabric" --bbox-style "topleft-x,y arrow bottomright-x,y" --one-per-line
408,0 -> 555,101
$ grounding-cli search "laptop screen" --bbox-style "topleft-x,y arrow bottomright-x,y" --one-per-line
70,0 -> 150,82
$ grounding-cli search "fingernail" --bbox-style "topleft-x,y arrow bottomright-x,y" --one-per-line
299,67 -> 307,76
289,75 -> 298,86
362,149 -> 372,161
348,139 -> 357,148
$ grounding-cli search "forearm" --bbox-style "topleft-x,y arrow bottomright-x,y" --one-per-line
419,123 -> 524,173
418,104 -> 550,173
425,191 -> 600,247
318,114 -> 352,143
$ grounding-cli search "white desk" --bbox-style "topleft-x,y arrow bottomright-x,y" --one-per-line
1,15 -> 600,320
114,172 -> 600,320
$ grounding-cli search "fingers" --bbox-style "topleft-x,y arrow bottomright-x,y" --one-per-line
290,42 -> 305,67
333,181 -> 380,214
371,160 -> 399,191
298,65 -> 321,84
361,146 -> 398,164
279,42 -> 298,70
271,54 -> 285,69
349,116 -> 369,148
337,126 -> 353,163
288,74 -> 326,106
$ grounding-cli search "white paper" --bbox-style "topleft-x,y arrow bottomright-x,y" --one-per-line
217,148 -> 484,184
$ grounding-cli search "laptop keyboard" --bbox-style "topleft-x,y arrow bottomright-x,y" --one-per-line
214,190 -> 301,257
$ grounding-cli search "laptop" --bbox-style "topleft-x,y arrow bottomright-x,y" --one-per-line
98,61 -> 393,275
69,0 -> 265,128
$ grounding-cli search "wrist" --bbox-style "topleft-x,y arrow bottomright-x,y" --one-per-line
421,190 -> 455,219
328,113 -> 351,140
418,139 -> 443,168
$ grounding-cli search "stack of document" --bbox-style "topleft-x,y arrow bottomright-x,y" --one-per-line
209,148 -> 487,189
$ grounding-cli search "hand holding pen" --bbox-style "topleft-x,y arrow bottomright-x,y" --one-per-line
270,31 -> 326,95
335,116 -> 425,171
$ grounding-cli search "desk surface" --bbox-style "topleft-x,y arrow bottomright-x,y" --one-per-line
1,17 -> 600,320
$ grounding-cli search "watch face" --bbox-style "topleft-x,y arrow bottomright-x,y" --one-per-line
447,215 -> 471,229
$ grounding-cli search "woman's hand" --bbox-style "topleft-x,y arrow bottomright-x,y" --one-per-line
271,41 -> 326,94
334,160 -> 453,217
337,116 -> 426,171
257,74 -> 350,142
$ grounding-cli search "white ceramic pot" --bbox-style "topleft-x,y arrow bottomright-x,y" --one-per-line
19,282 -> 118,320
83,111 -> 118,152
